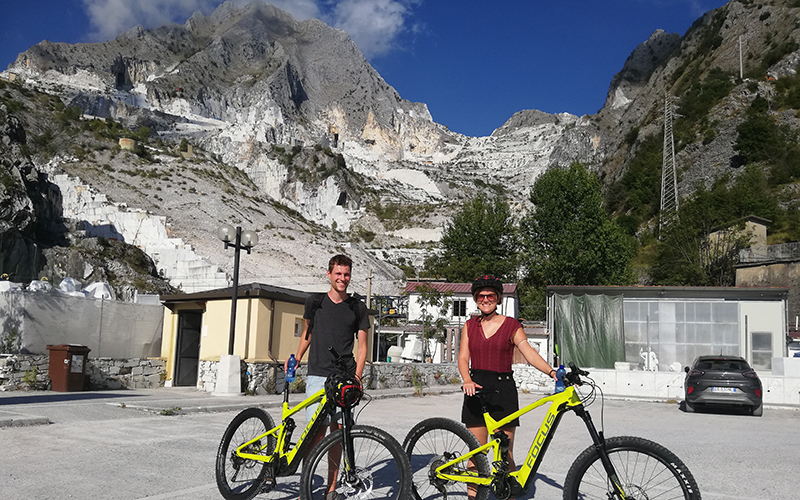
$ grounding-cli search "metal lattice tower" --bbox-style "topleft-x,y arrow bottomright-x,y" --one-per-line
660,94 -> 679,237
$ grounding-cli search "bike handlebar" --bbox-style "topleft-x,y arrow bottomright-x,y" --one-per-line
564,363 -> 590,387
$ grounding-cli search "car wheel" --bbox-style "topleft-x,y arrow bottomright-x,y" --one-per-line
752,404 -> 763,417
684,400 -> 695,413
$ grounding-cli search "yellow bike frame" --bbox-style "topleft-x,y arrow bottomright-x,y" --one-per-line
235,387 -> 329,474
434,386 -> 583,489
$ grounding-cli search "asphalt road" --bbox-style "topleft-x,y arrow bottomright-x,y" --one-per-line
1,388 -> 798,500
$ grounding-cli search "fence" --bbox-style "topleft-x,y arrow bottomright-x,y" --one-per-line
739,242 -> 800,263
1,291 -> 164,358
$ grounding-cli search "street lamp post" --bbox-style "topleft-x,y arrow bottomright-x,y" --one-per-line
215,224 -> 258,395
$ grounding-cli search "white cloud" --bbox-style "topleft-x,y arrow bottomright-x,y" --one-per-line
80,0 -> 414,60
330,0 -> 411,59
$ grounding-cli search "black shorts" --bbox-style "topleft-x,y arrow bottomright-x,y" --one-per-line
461,369 -> 520,428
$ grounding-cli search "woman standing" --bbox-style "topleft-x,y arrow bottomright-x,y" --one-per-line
459,275 -> 556,482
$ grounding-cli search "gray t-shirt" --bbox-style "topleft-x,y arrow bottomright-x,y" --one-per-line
304,293 -> 369,377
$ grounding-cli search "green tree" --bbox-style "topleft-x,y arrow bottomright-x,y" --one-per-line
414,285 -> 453,362
426,197 -> 518,282
520,163 -> 636,319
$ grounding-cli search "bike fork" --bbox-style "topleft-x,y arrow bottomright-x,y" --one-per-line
340,407 -> 360,486
574,406 -> 627,499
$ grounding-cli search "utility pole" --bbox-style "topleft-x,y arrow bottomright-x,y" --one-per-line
660,94 -> 680,238
365,268 -> 373,308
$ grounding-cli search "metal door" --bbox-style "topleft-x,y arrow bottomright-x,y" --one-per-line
175,311 -> 202,386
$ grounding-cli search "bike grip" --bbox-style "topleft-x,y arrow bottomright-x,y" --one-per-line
328,345 -> 340,358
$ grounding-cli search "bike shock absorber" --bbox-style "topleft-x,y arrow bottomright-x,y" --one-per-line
283,418 -> 296,452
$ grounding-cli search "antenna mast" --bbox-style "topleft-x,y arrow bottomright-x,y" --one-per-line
660,94 -> 679,237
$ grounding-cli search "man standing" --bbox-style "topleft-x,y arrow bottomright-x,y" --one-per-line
285,253 -> 369,445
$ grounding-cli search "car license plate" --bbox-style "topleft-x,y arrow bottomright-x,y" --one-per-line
711,387 -> 737,393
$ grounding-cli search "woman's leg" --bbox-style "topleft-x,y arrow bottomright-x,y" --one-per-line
466,425 -> 488,500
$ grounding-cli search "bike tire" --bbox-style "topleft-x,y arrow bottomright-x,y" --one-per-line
563,435 -> 701,500
216,407 -> 277,500
299,424 -> 411,500
402,417 -> 490,500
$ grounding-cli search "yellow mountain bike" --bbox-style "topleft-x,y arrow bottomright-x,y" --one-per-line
403,363 -> 700,500
216,348 -> 411,500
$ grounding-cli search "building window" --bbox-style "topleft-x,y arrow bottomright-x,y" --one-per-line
294,319 -> 304,337
453,299 -> 467,317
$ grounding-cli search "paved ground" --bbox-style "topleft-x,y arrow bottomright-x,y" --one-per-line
1,384 -> 799,499
0,384 -> 463,427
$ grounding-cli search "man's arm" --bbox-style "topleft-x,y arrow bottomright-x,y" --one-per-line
286,319 -> 311,372
355,329 -> 368,379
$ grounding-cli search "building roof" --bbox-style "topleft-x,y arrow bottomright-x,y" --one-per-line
546,285 -> 790,300
160,283 -> 378,314
404,281 -> 517,295
160,282 -> 313,307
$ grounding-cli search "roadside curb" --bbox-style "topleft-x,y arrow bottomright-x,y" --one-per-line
0,415 -> 50,427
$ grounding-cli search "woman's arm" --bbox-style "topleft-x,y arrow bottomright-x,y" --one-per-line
458,323 -> 482,395
513,327 -> 556,379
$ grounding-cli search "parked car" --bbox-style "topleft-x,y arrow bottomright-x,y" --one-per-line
684,355 -> 763,416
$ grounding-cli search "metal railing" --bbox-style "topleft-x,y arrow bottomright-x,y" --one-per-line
739,242 -> 800,263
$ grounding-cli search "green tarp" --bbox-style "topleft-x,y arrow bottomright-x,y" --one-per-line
554,293 -> 624,368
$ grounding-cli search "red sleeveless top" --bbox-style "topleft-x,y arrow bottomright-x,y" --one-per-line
467,316 -> 521,372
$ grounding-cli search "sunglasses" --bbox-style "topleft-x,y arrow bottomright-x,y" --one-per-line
476,293 -> 497,302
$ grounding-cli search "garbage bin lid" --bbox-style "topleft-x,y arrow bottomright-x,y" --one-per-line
46,344 -> 91,351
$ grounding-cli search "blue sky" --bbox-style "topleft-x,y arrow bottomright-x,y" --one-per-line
1,0 -> 729,137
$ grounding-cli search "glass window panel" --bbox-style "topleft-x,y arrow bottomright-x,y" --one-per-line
676,303 -> 685,323
648,302 -> 659,320
752,352 -> 772,370
661,302 -> 676,323
713,303 -> 738,323
685,303 -> 695,322
624,302 -> 637,321
713,325 -> 724,345
661,322 -> 676,343
752,332 -> 771,351
696,303 -> 711,323
625,343 -> 644,363
676,323 -> 685,343
720,323 -> 737,344
688,323 -> 698,344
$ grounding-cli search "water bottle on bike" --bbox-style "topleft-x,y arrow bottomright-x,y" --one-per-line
555,364 -> 566,393
286,354 -> 297,382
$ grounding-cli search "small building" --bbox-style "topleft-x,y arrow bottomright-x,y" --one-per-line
547,285 -> 789,372
159,283 -> 374,388
384,281 -> 520,363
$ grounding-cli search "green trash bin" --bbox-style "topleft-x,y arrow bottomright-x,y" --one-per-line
47,344 -> 91,392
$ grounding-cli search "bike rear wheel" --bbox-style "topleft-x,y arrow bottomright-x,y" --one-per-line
216,407 -> 278,500
299,424 -> 411,499
403,417 -> 490,500
563,435 -> 701,500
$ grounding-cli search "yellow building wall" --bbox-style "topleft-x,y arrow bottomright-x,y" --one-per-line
161,296 -> 375,383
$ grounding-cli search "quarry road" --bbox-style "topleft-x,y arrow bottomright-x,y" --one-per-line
1,387 -> 797,499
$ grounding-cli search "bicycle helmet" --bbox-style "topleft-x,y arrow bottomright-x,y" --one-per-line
471,275 -> 503,297
325,371 -> 363,409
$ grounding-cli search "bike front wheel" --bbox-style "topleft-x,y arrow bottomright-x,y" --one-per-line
299,424 -> 411,499
216,407 -> 278,500
563,435 -> 701,500
403,417 -> 490,500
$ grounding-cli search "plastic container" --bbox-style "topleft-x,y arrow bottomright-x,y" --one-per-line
286,354 -> 297,382
555,364 -> 566,393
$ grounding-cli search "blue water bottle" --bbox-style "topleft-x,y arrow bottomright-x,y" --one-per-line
286,354 -> 297,383
555,364 -> 566,393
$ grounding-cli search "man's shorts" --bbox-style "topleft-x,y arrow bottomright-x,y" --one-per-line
306,375 -> 343,425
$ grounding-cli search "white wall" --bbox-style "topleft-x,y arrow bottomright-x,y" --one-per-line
740,301 -> 786,368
